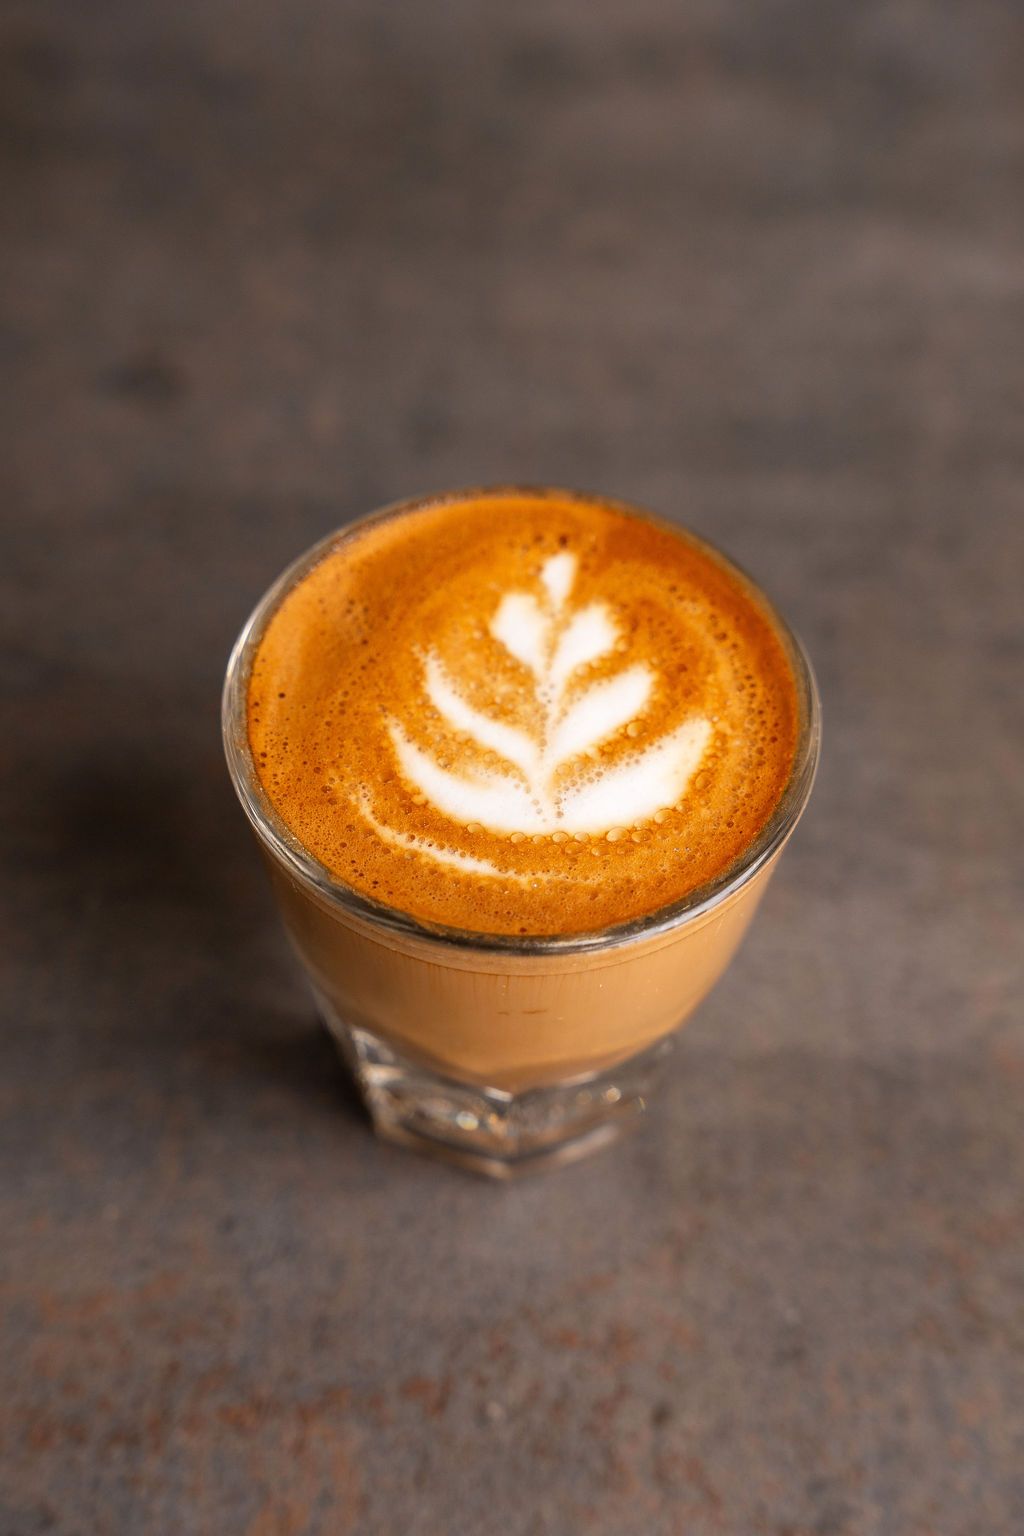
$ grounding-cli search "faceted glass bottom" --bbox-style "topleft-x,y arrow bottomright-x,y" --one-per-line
316,993 -> 675,1178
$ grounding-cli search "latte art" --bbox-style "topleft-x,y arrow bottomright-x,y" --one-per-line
248,490 -> 799,935
386,552 -> 712,840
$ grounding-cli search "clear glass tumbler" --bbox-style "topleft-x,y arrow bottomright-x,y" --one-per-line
222,493 -> 820,1178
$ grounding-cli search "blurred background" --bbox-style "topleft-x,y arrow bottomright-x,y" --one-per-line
2,1 -> 1022,1532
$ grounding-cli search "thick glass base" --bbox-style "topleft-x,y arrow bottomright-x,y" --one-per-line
316,995 -> 674,1178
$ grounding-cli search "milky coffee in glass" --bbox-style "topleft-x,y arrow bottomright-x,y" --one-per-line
223,488 -> 819,1174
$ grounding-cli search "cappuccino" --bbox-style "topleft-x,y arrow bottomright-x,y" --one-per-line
248,489 -> 798,936
225,488 -> 818,1171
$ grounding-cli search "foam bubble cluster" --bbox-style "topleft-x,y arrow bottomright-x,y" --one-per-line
247,491 -> 799,935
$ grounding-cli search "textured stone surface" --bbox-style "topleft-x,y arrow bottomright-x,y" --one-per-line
2,1 -> 1022,1532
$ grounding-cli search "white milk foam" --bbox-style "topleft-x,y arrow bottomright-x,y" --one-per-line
357,793 -> 573,884
383,554 -> 712,850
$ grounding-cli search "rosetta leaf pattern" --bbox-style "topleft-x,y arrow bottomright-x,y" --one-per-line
387,553 -> 711,834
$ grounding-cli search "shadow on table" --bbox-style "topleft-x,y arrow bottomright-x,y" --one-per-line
10,661 -> 369,1130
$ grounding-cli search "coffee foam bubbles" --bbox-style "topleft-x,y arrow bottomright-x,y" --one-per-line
247,492 -> 799,935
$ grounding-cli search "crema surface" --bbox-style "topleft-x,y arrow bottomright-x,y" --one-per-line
247,491 -> 799,935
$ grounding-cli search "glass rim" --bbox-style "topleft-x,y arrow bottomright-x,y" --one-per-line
222,484 -> 821,957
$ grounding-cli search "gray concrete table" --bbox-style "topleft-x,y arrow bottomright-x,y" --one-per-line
3,2 -> 1022,1532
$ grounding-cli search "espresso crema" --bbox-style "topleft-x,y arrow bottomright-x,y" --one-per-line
247,490 -> 799,935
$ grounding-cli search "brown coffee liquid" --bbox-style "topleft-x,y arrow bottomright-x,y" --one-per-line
248,490 -> 799,935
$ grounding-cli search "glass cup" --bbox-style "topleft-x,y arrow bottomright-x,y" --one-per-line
222,490 -> 820,1177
